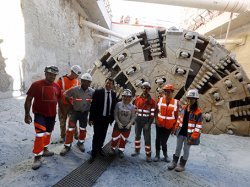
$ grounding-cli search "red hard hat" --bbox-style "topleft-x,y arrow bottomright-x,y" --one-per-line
162,84 -> 174,91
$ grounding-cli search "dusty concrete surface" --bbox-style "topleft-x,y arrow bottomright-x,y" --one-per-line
0,96 -> 250,187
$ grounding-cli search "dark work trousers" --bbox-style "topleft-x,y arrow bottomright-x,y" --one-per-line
92,117 -> 111,157
155,125 -> 172,153
135,117 -> 151,146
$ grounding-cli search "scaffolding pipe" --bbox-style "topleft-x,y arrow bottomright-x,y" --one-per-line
91,33 -> 119,42
125,0 -> 250,13
80,19 -> 124,39
217,38 -> 244,45
225,12 -> 234,43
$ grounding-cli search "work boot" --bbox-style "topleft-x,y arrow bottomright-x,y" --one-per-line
76,141 -> 85,152
43,147 -> 54,157
118,150 -> 124,159
146,156 -> 152,162
109,148 -> 116,156
99,149 -> 106,157
168,154 -> 179,170
153,150 -> 160,162
131,150 -> 140,157
175,156 -> 187,172
59,137 -> 65,143
60,146 -> 71,156
162,151 -> 171,163
32,156 -> 42,170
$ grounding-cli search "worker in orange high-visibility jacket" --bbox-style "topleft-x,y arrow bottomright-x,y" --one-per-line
154,84 -> 179,163
168,89 -> 203,172
131,82 -> 156,162
57,65 -> 81,143
24,65 -> 63,170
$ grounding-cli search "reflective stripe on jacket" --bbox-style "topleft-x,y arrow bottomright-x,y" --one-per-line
134,95 -> 155,118
157,97 -> 179,129
175,105 -> 203,139
64,86 -> 94,112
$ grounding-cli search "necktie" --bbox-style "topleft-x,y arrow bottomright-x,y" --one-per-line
106,91 -> 110,116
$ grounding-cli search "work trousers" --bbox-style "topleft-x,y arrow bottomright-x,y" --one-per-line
33,114 -> 55,156
58,106 -> 70,139
134,116 -> 151,156
175,135 -> 191,160
155,125 -> 172,153
111,124 -> 131,152
64,111 -> 88,146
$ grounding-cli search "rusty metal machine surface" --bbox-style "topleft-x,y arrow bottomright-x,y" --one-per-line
90,27 -> 250,136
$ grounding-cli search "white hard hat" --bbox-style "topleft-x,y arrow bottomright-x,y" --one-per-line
122,89 -> 132,97
186,89 -> 199,99
141,82 -> 151,88
71,65 -> 82,75
81,73 -> 92,82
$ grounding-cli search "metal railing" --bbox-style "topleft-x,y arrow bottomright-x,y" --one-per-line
185,10 -> 222,31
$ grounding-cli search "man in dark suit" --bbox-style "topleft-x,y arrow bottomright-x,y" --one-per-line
89,77 -> 117,162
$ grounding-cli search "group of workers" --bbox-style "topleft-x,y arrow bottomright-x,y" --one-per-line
24,65 -> 203,173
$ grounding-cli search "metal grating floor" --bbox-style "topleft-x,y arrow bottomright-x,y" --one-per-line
53,142 -> 115,187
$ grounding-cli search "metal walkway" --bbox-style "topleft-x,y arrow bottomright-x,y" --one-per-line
53,143 -> 115,187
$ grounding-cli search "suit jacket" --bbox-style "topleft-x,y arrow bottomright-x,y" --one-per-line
89,88 -> 117,123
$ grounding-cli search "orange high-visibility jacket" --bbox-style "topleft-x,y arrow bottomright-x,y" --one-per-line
57,75 -> 80,104
157,97 -> 179,129
134,95 -> 155,118
175,105 -> 203,139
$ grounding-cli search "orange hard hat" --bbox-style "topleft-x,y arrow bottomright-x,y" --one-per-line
162,84 -> 174,91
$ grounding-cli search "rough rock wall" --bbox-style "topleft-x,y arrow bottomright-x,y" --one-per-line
0,0 -> 109,98
0,47 -> 12,94
21,0 -> 109,89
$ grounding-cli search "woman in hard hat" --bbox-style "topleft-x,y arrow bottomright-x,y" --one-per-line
110,89 -> 136,158
168,89 -> 203,172
154,84 -> 179,162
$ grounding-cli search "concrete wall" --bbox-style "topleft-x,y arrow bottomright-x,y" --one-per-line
0,0 -> 109,98
226,34 -> 250,78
